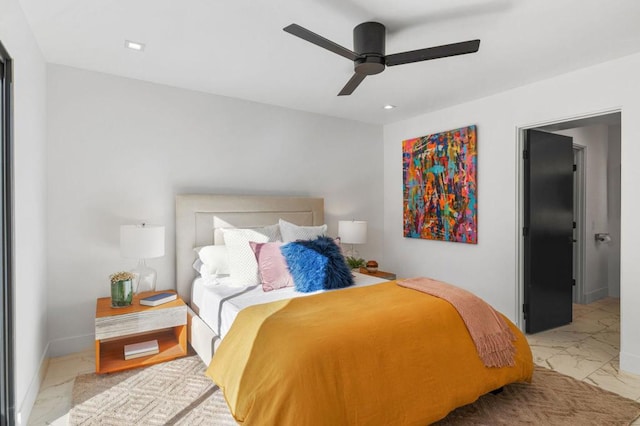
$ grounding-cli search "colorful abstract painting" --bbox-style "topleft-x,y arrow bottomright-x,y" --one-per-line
402,125 -> 477,244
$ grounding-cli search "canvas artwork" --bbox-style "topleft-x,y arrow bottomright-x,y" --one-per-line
402,125 -> 477,244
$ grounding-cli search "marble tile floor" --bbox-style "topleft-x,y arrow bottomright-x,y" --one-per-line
29,297 -> 640,425
528,297 -> 640,425
27,348 -> 94,425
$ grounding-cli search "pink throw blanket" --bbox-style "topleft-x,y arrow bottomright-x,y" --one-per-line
397,277 -> 515,368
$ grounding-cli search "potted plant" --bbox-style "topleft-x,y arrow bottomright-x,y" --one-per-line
110,271 -> 135,307
345,256 -> 366,270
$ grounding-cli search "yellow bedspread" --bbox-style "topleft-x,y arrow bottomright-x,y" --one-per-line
206,281 -> 533,425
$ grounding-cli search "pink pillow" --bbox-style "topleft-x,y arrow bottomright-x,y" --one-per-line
249,241 -> 294,292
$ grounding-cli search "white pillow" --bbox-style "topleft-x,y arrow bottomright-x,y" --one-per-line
222,226 -> 280,286
218,223 -> 281,244
279,218 -> 327,242
192,258 -> 206,275
194,245 -> 230,276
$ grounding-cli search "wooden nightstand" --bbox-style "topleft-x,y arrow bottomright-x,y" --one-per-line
358,267 -> 397,280
94,290 -> 187,374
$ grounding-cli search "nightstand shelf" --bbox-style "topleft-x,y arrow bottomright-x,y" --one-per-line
358,267 -> 397,280
95,291 -> 187,374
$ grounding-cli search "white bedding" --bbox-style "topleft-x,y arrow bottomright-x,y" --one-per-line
191,272 -> 388,339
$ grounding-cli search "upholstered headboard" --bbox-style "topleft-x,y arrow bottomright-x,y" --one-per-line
175,194 -> 324,303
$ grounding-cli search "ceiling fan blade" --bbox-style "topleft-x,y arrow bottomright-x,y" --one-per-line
338,73 -> 367,96
284,24 -> 358,61
385,39 -> 480,67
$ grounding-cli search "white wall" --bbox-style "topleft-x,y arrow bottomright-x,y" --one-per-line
607,124 -> 621,298
0,0 -> 48,423
46,64 -> 383,354
555,125 -> 610,303
383,52 -> 640,374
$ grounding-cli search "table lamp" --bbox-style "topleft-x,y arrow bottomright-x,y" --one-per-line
120,223 -> 165,293
338,220 -> 367,258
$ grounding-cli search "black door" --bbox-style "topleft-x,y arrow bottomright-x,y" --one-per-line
524,129 -> 574,333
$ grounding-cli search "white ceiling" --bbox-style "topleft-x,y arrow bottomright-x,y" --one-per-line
19,0 -> 640,125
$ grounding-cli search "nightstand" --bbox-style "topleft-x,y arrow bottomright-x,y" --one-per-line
94,290 -> 187,374
358,267 -> 397,280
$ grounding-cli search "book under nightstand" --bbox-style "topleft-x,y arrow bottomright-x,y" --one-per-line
94,290 -> 187,374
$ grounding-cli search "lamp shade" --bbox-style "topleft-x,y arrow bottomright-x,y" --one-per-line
120,224 -> 165,259
338,220 -> 367,244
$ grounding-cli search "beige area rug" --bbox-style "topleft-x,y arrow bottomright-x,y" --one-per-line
70,356 -> 640,425
70,355 -> 234,425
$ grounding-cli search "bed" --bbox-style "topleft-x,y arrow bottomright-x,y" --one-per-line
175,194 -> 534,425
175,194 -> 361,362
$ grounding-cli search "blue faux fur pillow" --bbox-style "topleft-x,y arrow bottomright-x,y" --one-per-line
280,236 -> 354,293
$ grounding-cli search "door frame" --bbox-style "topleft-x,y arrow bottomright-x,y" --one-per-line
514,108 -> 621,330
573,145 -> 586,305
0,40 -> 14,425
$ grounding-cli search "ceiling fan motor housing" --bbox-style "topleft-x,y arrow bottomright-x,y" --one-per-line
353,22 -> 385,75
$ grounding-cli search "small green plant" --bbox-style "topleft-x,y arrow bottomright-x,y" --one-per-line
109,271 -> 135,284
345,256 -> 366,269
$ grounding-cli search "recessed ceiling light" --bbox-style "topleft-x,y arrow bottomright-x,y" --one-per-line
125,40 -> 145,51
383,104 -> 396,110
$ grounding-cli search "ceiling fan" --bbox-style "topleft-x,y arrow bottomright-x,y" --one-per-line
283,22 -> 480,96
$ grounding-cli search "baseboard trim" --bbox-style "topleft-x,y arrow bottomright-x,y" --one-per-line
584,287 -> 609,304
19,335 -> 94,425
17,341 -> 50,425
620,351 -> 640,376
48,333 -> 94,358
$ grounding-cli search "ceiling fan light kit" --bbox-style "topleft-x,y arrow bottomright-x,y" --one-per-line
283,21 -> 480,96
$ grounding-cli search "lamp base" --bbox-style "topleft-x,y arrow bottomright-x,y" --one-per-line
344,245 -> 360,259
131,259 -> 157,294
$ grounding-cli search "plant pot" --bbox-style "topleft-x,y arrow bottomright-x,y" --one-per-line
111,279 -> 133,307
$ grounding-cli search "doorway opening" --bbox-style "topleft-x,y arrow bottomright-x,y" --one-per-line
516,110 -> 621,331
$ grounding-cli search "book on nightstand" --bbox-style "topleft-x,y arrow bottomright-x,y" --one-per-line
139,292 -> 177,307
124,340 -> 159,360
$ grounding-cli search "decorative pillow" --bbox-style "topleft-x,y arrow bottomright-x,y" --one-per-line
279,218 -> 327,242
279,243 -> 327,292
192,258 -> 207,276
221,227 -> 279,286
250,241 -> 293,292
219,223 -> 281,244
194,245 -> 230,276
333,237 -> 343,255
280,236 -> 354,293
